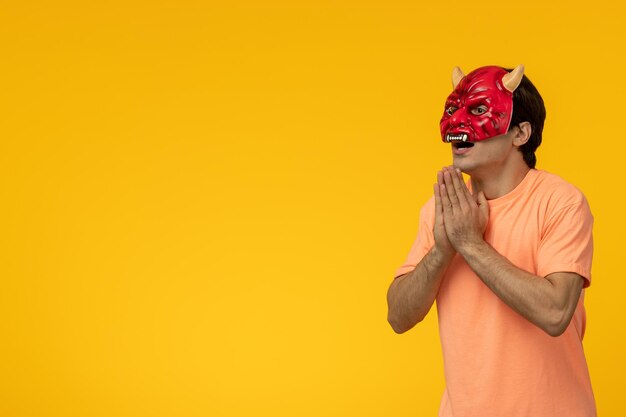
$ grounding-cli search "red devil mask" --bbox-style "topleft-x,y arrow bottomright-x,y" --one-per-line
440,65 -> 525,143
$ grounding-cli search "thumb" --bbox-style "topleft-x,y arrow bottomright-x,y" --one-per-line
476,191 -> 489,214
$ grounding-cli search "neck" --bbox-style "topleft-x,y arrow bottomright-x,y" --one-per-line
470,162 -> 531,200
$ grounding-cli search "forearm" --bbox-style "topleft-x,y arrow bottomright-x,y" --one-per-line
387,246 -> 453,333
460,241 -> 580,336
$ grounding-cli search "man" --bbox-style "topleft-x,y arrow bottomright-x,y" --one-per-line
386,65 -> 596,416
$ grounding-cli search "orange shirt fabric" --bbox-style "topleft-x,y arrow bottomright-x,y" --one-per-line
394,169 -> 596,417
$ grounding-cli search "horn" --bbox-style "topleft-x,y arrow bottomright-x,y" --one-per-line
452,66 -> 465,89
502,65 -> 525,92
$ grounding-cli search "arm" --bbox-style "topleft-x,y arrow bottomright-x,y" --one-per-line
386,246 -> 453,333
387,174 -> 456,334
460,241 -> 584,336
440,166 -> 584,337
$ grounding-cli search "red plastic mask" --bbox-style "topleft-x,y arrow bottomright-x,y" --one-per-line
439,65 -> 524,143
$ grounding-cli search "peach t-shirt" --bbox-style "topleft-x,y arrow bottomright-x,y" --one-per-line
394,169 -> 595,417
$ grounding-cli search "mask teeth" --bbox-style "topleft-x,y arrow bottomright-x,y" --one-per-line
446,133 -> 469,142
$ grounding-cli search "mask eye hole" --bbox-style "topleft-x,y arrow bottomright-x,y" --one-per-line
446,106 -> 457,116
470,105 -> 488,115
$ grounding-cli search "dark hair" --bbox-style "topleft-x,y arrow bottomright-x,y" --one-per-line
504,68 -> 546,169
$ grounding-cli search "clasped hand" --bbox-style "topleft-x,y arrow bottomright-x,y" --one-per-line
433,166 -> 489,256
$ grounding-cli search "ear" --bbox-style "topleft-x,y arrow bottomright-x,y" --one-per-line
512,122 -> 532,147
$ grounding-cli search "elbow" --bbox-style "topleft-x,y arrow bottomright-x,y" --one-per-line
387,316 -> 411,334
387,311 -> 423,334
544,324 -> 567,337
385,279 -> 427,334
542,309 -> 571,337
387,316 -> 408,334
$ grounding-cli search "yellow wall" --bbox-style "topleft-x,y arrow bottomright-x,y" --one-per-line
1,1 -> 624,415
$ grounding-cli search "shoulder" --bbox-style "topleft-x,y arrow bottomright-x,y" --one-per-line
531,169 -> 589,208
530,170 -> 593,221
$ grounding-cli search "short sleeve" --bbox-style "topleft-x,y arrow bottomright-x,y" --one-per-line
393,197 -> 436,279
536,197 -> 594,288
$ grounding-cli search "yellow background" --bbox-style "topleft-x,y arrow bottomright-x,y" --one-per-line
1,1 -> 624,416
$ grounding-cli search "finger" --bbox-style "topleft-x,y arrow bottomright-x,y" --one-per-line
434,182 -> 442,212
433,183 -> 444,226
455,168 -> 475,203
440,183 -> 453,218
436,170 -> 447,213
442,168 -> 459,210
449,167 -> 471,209
435,170 -> 450,221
